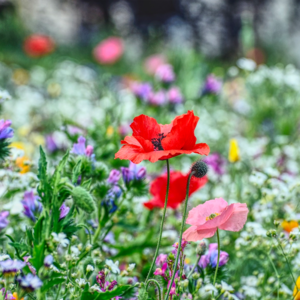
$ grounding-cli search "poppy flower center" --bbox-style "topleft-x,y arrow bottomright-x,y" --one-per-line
206,212 -> 220,221
151,133 -> 167,151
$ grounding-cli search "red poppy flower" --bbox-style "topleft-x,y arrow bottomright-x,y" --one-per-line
144,171 -> 208,210
23,35 -> 55,57
115,110 -> 210,164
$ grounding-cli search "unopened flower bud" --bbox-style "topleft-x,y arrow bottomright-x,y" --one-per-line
191,161 -> 208,178
197,241 -> 207,255
192,272 -> 200,279
274,220 -> 280,227
71,186 -> 96,214
266,230 -> 277,238
290,233 -> 297,240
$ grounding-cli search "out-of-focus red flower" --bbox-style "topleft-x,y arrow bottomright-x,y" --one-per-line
144,171 -> 208,209
93,37 -> 123,65
23,35 -> 55,57
115,110 -> 210,164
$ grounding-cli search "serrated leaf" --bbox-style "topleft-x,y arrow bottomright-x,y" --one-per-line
52,150 -> 70,189
72,158 -> 82,184
41,277 -> 65,293
30,241 -> 45,273
137,285 -> 149,300
37,146 -> 47,183
8,242 -> 30,252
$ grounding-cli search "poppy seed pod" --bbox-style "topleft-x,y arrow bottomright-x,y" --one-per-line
71,186 -> 96,214
191,161 -> 208,178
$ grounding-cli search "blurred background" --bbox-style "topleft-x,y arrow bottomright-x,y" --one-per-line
1,0 -> 300,65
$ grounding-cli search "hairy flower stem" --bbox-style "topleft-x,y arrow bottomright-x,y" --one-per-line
164,171 -> 194,300
146,279 -> 162,300
187,254 -> 202,278
212,228 -> 220,298
267,252 -> 280,300
276,238 -> 298,292
146,159 -> 171,283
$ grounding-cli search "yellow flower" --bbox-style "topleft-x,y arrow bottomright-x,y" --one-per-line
293,276 -> 300,300
16,156 -> 31,174
12,292 -> 24,300
12,69 -> 30,85
228,139 -> 240,163
282,220 -> 298,233
106,126 -> 114,137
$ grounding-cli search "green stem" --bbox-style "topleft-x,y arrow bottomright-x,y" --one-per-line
267,252 -> 280,300
187,254 -> 201,278
213,228 -> 220,286
146,159 -> 171,283
146,279 -> 162,300
164,171 -> 194,300
276,238 -> 298,291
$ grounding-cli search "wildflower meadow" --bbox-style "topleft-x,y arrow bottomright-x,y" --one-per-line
1,3 -> 300,300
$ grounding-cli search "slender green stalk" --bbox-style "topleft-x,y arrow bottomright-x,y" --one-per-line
187,254 -> 201,278
267,252 -> 280,300
146,159 -> 171,283
146,279 -> 162,300
276,238 -> 298,291
213,228 -> 221,286
164,171 -> 194,300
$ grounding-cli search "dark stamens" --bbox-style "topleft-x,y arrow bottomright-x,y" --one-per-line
151,133 -> 167,151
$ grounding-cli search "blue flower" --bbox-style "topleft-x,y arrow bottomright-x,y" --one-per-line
0,119 -> 13,140
17,274 -> 43,291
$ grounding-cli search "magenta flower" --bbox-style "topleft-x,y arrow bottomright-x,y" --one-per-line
203,153 -> 226,176
183,198 -> 248,241
167,87 -> 183,104
154,262 -> 168,279
155,64 -> 175,83
0,211 -> 9,230
155,253 -> 167,266
71,136 -> 93,157
0,120 -> 13,140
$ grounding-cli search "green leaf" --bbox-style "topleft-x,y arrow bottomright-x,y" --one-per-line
52,150 -> 70,189
5,235 -> 22,260
41,277 -> 65,293
33,216 -> 44,244
80,285 -> 132,300
8,242 -> 30,252
30,241 -> 45,273
72,158 -> 82,184
82,178 -> 92,190
137,285 -> 149,300
37,146 -> 47,183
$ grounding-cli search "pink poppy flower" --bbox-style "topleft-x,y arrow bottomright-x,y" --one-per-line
93,37 -> 123,65
183,198 -> 248,241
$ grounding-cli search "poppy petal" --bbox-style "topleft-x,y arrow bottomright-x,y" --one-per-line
131,114 -> 160,141
183,226 -> 217,241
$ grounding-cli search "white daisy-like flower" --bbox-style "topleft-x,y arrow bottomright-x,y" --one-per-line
51,233 -> 69,247
105,259 -> 120,274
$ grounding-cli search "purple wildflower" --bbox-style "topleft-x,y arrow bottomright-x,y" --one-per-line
0,259 -> 26,277
154,262 -> 168,279
155,64 -> 175,83
148,91 -> 166,106
21,190 -> 42,221
203,153 -> 226,176
0,211 -> 9,230
44,255 -> 53,268
45,135 -> 58,153
107,170 -> 121,185
121,162 -> 146,184
96,271 -> 106,291
59,203 -> 70,220
71,136 -> 93,157
131,82 -> 152,101
17,274 -> 43,292
0,120 -> 13,140
167,87 -> 183,104
199,254 -> 210,269
210,250 -> 229,267
202,74 -> 222,95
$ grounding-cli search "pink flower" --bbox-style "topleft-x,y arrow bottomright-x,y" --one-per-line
144,54 -> 167,75
93,37 -> 123,65
183,198 -> 248,241
154,262 -> 168,279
